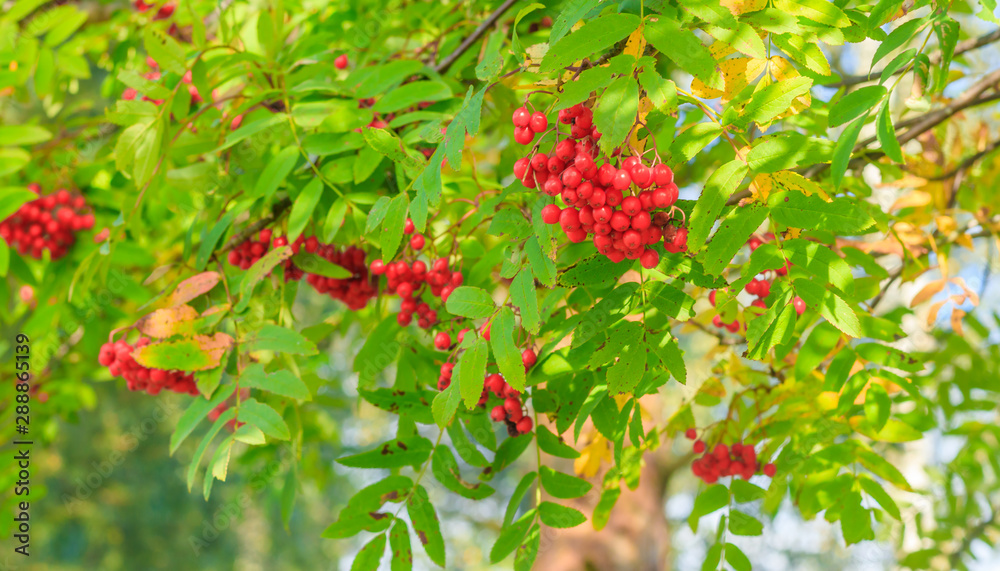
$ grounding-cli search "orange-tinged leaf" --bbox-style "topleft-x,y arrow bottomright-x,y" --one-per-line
170,271 -> 221,306
574,432 -> 611,478
136,304 -> 200,338
951,309 -> 965,336
910,279 -> 945,307
927,300 -> 946,327
935,216 -> 957,235
133,332 -> 234,371
691,57 -> 766,102
951,277 -> 980,305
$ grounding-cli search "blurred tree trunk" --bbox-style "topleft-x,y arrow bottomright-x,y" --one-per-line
533,446 -> 676,571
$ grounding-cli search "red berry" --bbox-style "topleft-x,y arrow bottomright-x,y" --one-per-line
541,204 -> 561,224
693,440 -> 706,453
685,428 -> 697,440
514,126 -> 534,145
612,170 -> 631,190
640,248 -> 659,269
434,332 -> 451,350
529,111 -> 548,133
410,234 -> 425,250
491,405 -> 507,421
513,157 -> 530,179
404,218 -> 415,234
763,463 -> 777,477
516,416 -> 533,434
793,296 -> 806,315
512,106 -> 531,128
631,165 -> 651,187
653,164 -> 674,185
521,348 -> 537,369
370,259 -> 386,275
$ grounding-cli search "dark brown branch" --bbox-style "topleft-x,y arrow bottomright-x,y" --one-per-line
829,28 -> 1000,88
929,138 -> 1000,181
434,0 -> 518,74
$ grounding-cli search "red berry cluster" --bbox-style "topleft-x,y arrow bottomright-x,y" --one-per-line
485,367 -> 534,436
513,102 -> 687,266
1,184 -> 95,260
370,220 -> 461,328
685,429 -> 776,483
227,229 -> 304,281
133,0 -> 175,20
98,338 -> 198,396
305,244 -> 377,310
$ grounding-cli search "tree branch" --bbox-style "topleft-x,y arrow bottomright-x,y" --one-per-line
434,0 -> 518,74
929,138 -> 1000,181
828,28 -> 1000,88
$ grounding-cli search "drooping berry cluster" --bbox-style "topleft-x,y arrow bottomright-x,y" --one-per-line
685,429 -> 776,483
369,219 -> 461,328
98,338 -> 198,396
306,244 -> 377,310
436,348 -> 538,436
133,0 -> 175,20
513,102 -> 688,267
1,184 -> 95,260
227,229 -> 303,281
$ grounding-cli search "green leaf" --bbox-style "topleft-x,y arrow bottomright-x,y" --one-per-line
525,237 -> 555,287
445,286 -> 495,318
687,160 -> 749,251
389,521 -> 413,571
490,512 -> 534,563
0,188 -> 37,221
733,76 -> 812,128
725,544 -> 752,571
607,340 -> 645,395
351,534 -> 386,571
768,191 -> 875,234
832,113 -> 867,189
338,436 -> 433,469
457,337 -> 489,409
774,0 -> 851,27
557,66 -> 616,111
408,486 -> 446,567
363,127 -> 423,170
829,86 -> 887,127
431,446 -> 495,500
638,68 -> 678,115
287,178 -> 324,243
793,279 -> 862,337
688,484 -> 729,531
871,17 -> 924,68
132,336 -> 231,372
746,303 -> 796,360
783,239 -> 854,293
186,409 -> 233,491
290,251 -> 352,279
505,472 -> 538,526
233,424 -> 266,445
170,387 -> 236,455
540,14 -> 641,73
770,32 -> 830,75
432,382 -> 462,427
237,398 -> 290,440
489,207 -> 533,240
510,268 -> 540,334
242,364 -> 311,401
379,191 -> 409,262
593,76 -> 639,154
236,245 -> 294,311
365,196 -> 392,234
513,524 -> 540,571
702,544 -> 723,571
702,202 -> 769,275
491,308 -> 526,392
536,426 -> 580,459
730,479 -> 767,503
353,316 -> 400,387
876,101 -> 903,163
550,0 -> 602,44
253,146 -> 299,198
374,81 -> 451,113
143,27 -> 187,75
559,254 -> 631,288
538,502 -> 587,528
728,510 -> 764,536
645,18 -> 721,90
646,330 -> 686,384
0,125 -> 52,146
323,475 -> 411,538
539,466 -> 592,499
245,323 -> 319,355
323,197 -> 349,243
841,494 -> 875,544
859,475 -> 901,520
360,388 -> 436,425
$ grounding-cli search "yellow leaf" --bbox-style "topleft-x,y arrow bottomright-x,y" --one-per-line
951,277 -> 980,306
613,393 -> 631,410
951,309 -> 965,336
749,173 -> 774,200
767,56 -> 812,121
890,191 -> 932,211
720,0 -> 767,15
574,432 -> 611,478
691,57 -> 766,102
935,215 -> 957,235
623,24 -> 646,59
955,232 -> 975,250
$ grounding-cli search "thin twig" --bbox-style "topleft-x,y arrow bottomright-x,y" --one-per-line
829,28 -> 1000,88
434,0 -> 518,74
929,138 -> 1000,181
